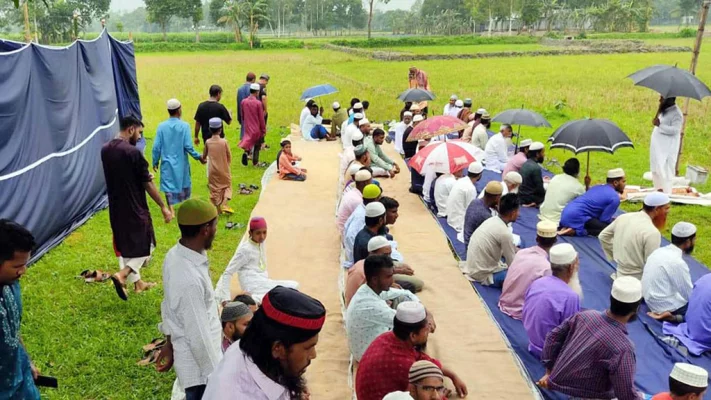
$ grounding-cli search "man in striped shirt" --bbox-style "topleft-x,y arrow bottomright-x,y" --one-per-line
538,277 -> 645,400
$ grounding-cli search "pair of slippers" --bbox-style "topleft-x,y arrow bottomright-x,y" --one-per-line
239,183 -> 259,195
137,338 -> 167,366
78,270 -> 111,283
225,222 -> 245,230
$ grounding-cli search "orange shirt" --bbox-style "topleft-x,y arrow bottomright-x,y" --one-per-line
651,393 -> 673,400
278,151 -> 301,179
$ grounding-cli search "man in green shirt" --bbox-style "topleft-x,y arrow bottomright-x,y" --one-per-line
364,128 -> 400,178
519,142 -> 547,207
331,102 -> 348,139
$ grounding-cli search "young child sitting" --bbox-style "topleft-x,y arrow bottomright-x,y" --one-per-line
203,117 -> 233,213
278,139 -> 307,181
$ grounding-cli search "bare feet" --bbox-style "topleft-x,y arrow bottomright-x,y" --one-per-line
134,281 -> 157,294
557,227 -> 575,236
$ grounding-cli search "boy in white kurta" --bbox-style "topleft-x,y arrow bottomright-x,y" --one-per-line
215,217 -> 298,304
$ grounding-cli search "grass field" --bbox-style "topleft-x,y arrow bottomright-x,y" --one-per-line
388,43 -> 549,54
21,46 -> 711,399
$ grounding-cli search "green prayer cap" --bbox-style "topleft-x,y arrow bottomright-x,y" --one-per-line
362,184 -> 382,200
177,198 -> 218,226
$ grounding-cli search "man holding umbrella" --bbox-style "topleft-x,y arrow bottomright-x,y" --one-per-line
650,97 -> 684,193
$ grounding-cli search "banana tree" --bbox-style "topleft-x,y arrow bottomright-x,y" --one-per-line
218,0 -> 247,43
244,0 -> 269,48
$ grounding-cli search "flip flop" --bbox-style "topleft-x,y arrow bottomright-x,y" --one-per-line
80,270 -> 111,283
142,338 -> 166,354
249,184 -> 259,190
137,349 -> 161,366
110,275 -> 128,301
241,153 -> 248,166
239,183 -> 247,190
226,222 -> 244,230
239,188 -> 253,195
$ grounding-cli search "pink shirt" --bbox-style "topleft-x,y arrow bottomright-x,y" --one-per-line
498,246 -> 551,319
502,152 -> 527,177
345,260 -> 366,307
337,189 -> 363,234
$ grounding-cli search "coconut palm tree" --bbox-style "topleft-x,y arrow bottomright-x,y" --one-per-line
218,0 -> 247,43
244,0 -> 269,48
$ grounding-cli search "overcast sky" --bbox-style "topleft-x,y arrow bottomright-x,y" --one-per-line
109,0 -> 413,13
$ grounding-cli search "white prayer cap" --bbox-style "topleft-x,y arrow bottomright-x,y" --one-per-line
455,100 -> 464,107
537,221 -> 558,239
367,236 -> 390,252
354,112 -> 364,120
395,301 -> 426,324
468,161 -> 484,174
166,98 -> 181,110
476,108 -> 487,114
348,164 -> 362,178
529,142 -> 545,151
670,363 -> 708,388
355,169 -> 372,183
365,202 -> 386,218
359,119 -> 370,127
550,243 -> 577,265
332,101 -> 340,110
353,102 -> 364,109
519,139 -> 532,148
352,130 -> 364,141
644,192 -> 670,207
383,392 -> 415,400
672,221 -> 697,238
250,83 -> 260,91
413,115 -> 424,122
403,111 -> 413,117
611,276 -> 642,303
504,171 -> 523,185
607,168 -> 625,179
208,117 -> 222,129
450,94 -> 458,100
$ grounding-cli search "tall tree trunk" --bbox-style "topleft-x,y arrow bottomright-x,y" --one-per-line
250,14 -> 254,48
161,22 -> 167,41
488,8 -> 493,36
23,1 -> 31,43
195,25 -> 200,43
367,0 -> 374,39
508,1 -> 513,35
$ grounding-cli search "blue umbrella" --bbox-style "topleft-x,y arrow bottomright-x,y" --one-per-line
300,84 -> 339,101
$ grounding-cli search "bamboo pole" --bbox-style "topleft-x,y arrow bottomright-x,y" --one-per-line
22,1 -> 31,43
675,1 -> 710,175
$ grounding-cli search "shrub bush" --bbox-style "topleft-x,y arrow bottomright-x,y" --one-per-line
133,42 -> 250,52
329,35 -> 539,48
679,28 -> 697,38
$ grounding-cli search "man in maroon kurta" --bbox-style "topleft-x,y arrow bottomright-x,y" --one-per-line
101,115 -> 173,301
238,83 -> 266,166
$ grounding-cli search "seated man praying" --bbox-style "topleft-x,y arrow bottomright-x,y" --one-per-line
663,273 -> 711,356
463,181 -> 503,249
353,202 -> 388,264
365,128 -> 400,178
446,161 -> 483,236
559,168 -> 626,237
539,158 -> 585,226
346,254 -> 420,361
336,169 -> 373,234
518,142 -> 547,207
215,217 -> 298,304
343,184 -> 382,269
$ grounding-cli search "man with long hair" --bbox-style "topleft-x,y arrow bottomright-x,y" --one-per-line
203,286 -> 326,399
599,192 -> 670,280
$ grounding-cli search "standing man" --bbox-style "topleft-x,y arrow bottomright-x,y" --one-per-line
238,83 -> 266,167
394,112 -> 413,155
650,96 -> 683,193
0,220 -> 40,400
258,74 -> 269,125
153,98 -> 206,215
538,277 -> 644,400
102,116 -> 172,301
236,72 -> 256,140
203,287 -> 326,400
331,101 -> 348,139
484,124 -> 513,172
157,198 -> 221,400
408,66 -> 430,116
502,139 -> 532,177
519,142 -> 547,207
599,192 -> 669,280
194,85 -> 232,146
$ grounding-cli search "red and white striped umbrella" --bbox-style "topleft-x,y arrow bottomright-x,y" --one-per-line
408,140 -> 484,174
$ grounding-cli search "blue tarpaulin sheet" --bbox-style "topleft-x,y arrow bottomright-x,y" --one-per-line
426,169 -> 711,399
0,31 -> 142,263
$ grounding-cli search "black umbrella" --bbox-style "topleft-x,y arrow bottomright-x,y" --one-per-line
492,108 -> 552,153
548,119 -> 634,189
627,64 -> 711,101
397,88 -> 436,102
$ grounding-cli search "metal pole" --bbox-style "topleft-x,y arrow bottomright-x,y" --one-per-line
586,151 -> 591,190
675,0 -> 710,175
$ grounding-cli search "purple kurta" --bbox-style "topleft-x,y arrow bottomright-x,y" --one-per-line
663,273 -> 711,356
498,246 -> 551,319
522,275 -> 580,358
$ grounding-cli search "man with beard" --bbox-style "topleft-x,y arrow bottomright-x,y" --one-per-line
502,139 -> 532,177
443,95 -> 458,116
599,192 -> 670,280
483,124 -> 513,172
203,286 -> 326,400
538,277 -> 643,400
559,168 -> 627,237
518,142 -> 547,207
643,222 -> 696,322
522,243 -> 582,358
101,115 -> 173,301
446,161 -> 483,235
220,301 -> 254,352
156,198 -> 221,400
470,112 -> 491,151
499,221 -> 558,320
394,112 -> 413,156
346,254 -> 420,361
356,301 -> 467,400
651,96 -> 684,193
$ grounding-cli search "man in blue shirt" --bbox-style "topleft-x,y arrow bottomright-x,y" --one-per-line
152,99 -> 206,215
0,220 -> 40,400
559,168 -> 626,237
236,72 -> 256,139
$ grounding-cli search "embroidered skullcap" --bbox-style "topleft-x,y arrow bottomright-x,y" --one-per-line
258,286 -> 326,343
208,117 -> 222,129
519,139 -> 532,148
537,221 -> 558,239
644,192 -> 670,207
504,171 -> 523,185
365,202 -> 386,218
607,168 -> 625,179
166,98 -> 181,110
367,236 -> 390,252
468,161 -> 484,174
670,363 -> 708,388
249,217 -> 267,231
672,222 -> 696,238
611,276 -> 642,303
221,301 -> 253,322
529,142 -> 545,151
355,170 -> 372,183
395,301 -> 426,324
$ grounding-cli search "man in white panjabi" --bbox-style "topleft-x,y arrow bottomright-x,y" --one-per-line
394,112 -> 413,155
650,96 -> 683,193
446,161 -> 483,233
214,217 -> 298,304
434,171 -> 457,217
443,94 -> 458,116
484,124 -> 513,172
478,171 -> 522,199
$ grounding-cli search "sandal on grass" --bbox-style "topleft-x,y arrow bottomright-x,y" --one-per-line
137,348 -> 161,366
239,188 -> 253,195
249,184 -> 259,190
79,270 -> 111,283
226,222 -> 244,230
142,338 -> 166,354
110,274 -> 128,301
